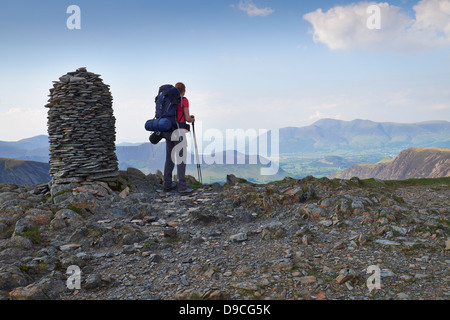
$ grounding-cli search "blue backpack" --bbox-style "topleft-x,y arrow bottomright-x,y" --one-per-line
145,85 -> 183,132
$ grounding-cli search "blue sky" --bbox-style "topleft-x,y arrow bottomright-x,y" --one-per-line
0,0 -> 449,143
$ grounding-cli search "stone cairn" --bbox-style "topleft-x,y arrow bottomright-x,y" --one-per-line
45,67 -> 119,187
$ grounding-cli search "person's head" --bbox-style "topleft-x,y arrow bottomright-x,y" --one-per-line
175,82 -> 186,96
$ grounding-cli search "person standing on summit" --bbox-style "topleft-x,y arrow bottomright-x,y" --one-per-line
162,82 -> 195,194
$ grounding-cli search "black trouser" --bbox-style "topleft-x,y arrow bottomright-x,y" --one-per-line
162,129 -> 188,191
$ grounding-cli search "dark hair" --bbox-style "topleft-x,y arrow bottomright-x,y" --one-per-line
175,82 -> 186,95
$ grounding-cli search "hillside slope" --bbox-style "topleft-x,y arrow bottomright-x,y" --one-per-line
0,158 -> 51,185
330,147 -> 450,180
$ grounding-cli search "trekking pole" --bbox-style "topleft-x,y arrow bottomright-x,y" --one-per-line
192,122 -> 203,184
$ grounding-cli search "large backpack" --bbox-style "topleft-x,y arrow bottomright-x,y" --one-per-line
145,84 -> 183,133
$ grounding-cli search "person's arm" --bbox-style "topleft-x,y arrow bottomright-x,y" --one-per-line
184,107 -> 195,123
182,99 -> 195,123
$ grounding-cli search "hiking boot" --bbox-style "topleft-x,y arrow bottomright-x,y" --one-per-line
178,187 -> 194,194
163,182 -> 177,192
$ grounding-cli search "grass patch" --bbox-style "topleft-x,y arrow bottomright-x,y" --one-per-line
18,265 -> 31,272
360,178 -> 387,188
51,189 -> 71,203
392,195 -> 406,204
66,204 -> 82,214
384,177 -> 450,187
17,226 -> 41,244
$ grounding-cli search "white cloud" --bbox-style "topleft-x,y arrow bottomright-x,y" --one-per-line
236,0 -> 274,17
414,0 -> 450,36
303,0 -> 450,52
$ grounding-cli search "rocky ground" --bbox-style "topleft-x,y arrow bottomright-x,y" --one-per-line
0,168 -> 449,300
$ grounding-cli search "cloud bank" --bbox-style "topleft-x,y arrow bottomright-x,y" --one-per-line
303,0 -> 450,52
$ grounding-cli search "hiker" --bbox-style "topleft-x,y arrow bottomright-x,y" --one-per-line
162,82 -> 195,193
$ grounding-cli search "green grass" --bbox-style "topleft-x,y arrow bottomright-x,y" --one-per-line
383,177 -> 450,187
66,204 -> 82,214
357,177 -> 450,189
18,226 -> 41,244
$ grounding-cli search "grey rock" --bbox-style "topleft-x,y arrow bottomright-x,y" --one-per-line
10,235 -> 33,250
182,257 -> 194,263
229,232 -> 247,242
112,208 -> 127,218
414,273 -> 429,280
397,292 -> 409,300
164,227 -> 178,239
336,268 -> 356,284
380,269 -> 395,278
375,239 -> 401,246
351,200 -> 364,210
122,245 -> 136,254
149,254 -> 163,263
50,217 -> 66,230
0,192 -> 18,203
180,276 -> 189,286
391,225 -> 408,235
85,274 -> 103,290
319,220 -> 333,227
262,222 -> 286,240
97,230 -> 118,248
0,266 -> 30,291
59,244 -> 81,252
68,228 -> 89,243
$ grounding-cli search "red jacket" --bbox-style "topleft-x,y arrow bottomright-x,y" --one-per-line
177,97 -> 189,123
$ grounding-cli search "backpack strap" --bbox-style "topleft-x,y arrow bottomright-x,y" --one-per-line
174,95 -> 182,141
177,97 -> 186,123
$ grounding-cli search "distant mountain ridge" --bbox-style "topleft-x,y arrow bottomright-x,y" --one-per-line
0,158 -> 51,185
277,119 -> 450,153
330,147 -> 450,180
1,119 -> 449,183
0,135 -> 49,163
2,119 -> 449,161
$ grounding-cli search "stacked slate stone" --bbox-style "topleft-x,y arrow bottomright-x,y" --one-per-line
45,67 -> 119,185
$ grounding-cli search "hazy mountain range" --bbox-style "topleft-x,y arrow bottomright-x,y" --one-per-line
1,119 -> 449,184
275,119 -> 450,154
0,135 -> 49,163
